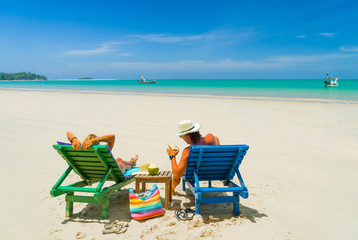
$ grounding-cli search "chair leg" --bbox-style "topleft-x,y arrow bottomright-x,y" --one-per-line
233,192 -> 240,216
195,192 -> 201,215
165,179 -> 170,210
65,193 -> 74,217
102,197 -> 109,219
169,177 -> 173,202
135,180 -> 140,193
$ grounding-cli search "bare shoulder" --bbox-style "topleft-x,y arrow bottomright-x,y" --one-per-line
183,146 -> 190,153
204,133 -> 215,144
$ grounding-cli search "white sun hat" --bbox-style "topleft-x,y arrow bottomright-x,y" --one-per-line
176,119 -> 202,137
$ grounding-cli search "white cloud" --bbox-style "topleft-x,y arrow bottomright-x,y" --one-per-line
105,59 -> 279,71
118,53 -> 133,56
266,52 -> 358,63
318,32 -> 336,37
65,42 -> 126,55
64,50 -> 358,78
340,45 -> 358,52
69,50 -> 358,73
296,34 -> 307,39
65,29 -> 256,58
129,34 -> 204,43
128,29 -> 256,43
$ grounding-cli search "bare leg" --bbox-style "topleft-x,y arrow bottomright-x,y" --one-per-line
118,155 -> 138,166
171,177 -> 181,195
115,155 -> 138,171
117,162 -> 126,172
129,155 -> 138,166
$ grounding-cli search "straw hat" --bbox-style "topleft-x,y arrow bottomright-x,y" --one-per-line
176,119 -> 202,137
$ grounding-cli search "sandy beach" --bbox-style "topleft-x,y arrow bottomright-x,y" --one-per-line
0,89 -> 357,240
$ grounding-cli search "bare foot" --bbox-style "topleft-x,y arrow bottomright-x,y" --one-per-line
129,155 -> 138,166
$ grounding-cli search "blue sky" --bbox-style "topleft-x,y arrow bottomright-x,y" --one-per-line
1,0 -> 357,79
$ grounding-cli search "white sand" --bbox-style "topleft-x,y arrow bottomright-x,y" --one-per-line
0,89 -> 357,240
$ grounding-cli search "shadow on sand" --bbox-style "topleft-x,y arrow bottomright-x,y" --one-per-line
61,189 -> 132,225
61,187 -> 267,225
173,189 -> 267,223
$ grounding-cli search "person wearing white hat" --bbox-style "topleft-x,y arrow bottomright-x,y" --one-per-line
166,119 -> 220,195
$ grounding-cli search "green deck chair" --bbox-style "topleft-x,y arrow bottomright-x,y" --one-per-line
51,144 -> 135,219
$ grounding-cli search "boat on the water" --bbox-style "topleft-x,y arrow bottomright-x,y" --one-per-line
137,76 -> 157,84
324,72 -> 338,87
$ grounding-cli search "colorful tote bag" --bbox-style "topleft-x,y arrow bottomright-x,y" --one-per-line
128,184 -> 164,220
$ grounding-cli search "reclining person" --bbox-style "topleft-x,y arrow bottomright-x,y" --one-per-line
66,131 -> 138,172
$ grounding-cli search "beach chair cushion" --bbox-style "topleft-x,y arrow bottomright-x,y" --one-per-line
57,141 -> 71,145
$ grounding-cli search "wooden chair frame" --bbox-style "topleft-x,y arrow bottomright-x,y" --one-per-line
51,144 -> 134,219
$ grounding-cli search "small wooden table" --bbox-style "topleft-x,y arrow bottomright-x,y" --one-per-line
135,171 -> 172,210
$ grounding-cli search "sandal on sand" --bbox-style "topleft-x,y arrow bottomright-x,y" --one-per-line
102,225 -> 127,235
175,208 -> 195,221
104,220 -> 120,230
102,222 -> 128,235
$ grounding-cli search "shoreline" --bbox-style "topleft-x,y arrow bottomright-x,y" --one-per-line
2,87 -> 358,105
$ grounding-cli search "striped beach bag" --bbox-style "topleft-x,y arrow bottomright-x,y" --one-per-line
128,184 -> 164,220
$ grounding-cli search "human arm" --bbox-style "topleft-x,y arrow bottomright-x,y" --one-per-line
82,134 -> 115,150
167,145 -> 179,157
167,146 -> 190,178
66,131 -> 82,150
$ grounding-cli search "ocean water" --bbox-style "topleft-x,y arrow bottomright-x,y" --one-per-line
1,79 -> 358,102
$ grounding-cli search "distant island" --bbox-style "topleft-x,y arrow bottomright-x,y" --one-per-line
78,77 -> 93,80
0,72 -> 47,80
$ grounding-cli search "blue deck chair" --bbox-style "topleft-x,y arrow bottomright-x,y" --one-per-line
51,144 -> 135,219
182,144 -> 249,216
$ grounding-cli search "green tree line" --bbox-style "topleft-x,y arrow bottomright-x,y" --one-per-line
0,72 -> 47,80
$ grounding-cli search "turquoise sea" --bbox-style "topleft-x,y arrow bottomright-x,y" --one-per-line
1,79 -> 358,103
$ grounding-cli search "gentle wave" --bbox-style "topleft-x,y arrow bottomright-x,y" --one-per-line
2,87 -> 358,104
